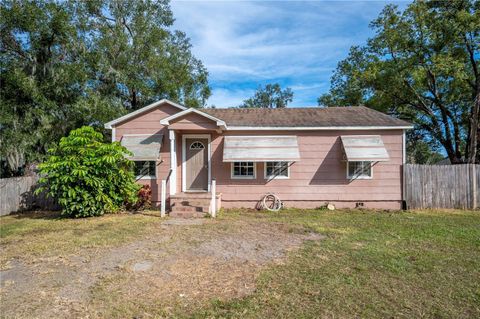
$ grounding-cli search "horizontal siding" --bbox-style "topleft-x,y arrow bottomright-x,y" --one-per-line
212,129 -> 403,204
111,104 -> 404,209
113,103 -> 180,201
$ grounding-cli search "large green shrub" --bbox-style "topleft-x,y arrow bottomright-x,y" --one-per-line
36,126 -> 139,217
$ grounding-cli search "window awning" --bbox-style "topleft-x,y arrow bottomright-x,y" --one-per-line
120,134 -> 163,161
223,136 -> 300,162
340,135 -> 389,162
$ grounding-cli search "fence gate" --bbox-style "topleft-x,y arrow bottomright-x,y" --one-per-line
404,164 -> 479,209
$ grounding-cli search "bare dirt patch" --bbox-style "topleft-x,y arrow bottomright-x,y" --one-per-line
1,216 -> 323,318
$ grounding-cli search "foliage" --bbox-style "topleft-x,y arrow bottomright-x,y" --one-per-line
319,0 -> 480,164
134,184 -> 152,210
0,0 -> 210,177
74,0 -> 210,110
36,126 -> 139,218
240,83 -> 294,108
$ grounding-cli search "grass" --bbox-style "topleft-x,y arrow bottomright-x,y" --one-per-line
186,209 -> 480,318
1,208 -> 479,318
0,210 -> 163,268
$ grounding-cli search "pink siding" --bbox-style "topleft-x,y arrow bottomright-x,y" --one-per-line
169,112 -> 219,130
210,130 -> 403,210
111,103 -> 404,210
114,102 -> 180,204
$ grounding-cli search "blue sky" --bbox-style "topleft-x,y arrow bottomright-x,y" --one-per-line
171,0 -> 409,108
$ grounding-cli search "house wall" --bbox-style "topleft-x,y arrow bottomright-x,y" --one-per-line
113,102 -> 180,205
169,112 -> 219,130
111,104 -> 404,210
209,130 -> 403,210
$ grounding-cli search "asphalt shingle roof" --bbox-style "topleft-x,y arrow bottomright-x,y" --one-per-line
202,106 -> 411,127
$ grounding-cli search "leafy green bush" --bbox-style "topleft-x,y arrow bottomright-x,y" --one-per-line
36,126 -> 139,217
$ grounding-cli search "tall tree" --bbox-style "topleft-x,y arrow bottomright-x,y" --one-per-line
319,0 -> 479,164
75,0 -> 210,110
0,0 -> 113,176
240,83 -> 293,108
0,0 -> 210,177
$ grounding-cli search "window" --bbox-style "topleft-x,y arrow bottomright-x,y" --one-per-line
134,161 -> 156,179
190,141 -> 205,150
347,161 -> 372,179
231,162 -> 256,179
265,161 -> 289,179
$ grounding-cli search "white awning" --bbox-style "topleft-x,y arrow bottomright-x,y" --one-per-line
223,136 -> 300,162
340,135 -> 389,162
121,134 -> 163,161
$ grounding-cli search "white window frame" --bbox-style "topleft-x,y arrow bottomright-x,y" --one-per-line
346,161 -> 373,180
231,162 -> 256,179
264,161 -> 290,180
134,160 -> 157,180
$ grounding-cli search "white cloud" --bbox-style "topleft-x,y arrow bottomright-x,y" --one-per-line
171,0 -> 407,107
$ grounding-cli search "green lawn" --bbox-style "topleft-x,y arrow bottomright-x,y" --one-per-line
0,211 -> 164,269
1,209 -> 479,318
189,209 -> 480,318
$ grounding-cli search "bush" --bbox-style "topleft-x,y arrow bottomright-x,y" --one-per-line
36,126 -> 139,217
134,184 -> 152,210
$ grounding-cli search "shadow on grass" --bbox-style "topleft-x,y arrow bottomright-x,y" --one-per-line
12,210 -> 64,220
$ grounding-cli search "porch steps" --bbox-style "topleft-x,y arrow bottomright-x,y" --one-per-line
170,192 -> 211,218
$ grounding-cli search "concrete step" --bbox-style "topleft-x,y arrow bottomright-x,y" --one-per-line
171,192 -> 211,199
171,205 -> 204,213
169,211 -> 206,218
171,200 -> 210,208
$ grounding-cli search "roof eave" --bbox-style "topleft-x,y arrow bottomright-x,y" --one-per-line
104,99 -> 187,129
160,108 -> 227,130
225,125 -> 414,131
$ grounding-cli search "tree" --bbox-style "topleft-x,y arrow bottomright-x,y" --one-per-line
0,0 -> 210,176
0,0 -> 114,176
75,0 -> 210,110
240,83 -> 294,108
319,0 -> 479,164
36,126 -> 139,218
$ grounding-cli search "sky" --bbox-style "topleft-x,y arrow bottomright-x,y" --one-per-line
171,0 -> 409,108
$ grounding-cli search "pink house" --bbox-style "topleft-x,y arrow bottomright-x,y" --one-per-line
104,99 -> 412,217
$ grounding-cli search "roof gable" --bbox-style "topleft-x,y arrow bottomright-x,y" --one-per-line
160,108 -> 227,130
104,99 -> 186,129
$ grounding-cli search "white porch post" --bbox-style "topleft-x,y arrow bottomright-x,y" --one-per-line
210,179 -> 216,218
160,179 -> 166,217
169,130 -> 177,195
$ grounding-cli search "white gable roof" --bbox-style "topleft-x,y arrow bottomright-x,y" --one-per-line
104,99 -> 187,129
160,108 -> 227,130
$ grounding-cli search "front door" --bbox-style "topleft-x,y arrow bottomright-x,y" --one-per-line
185,138 -> 208,191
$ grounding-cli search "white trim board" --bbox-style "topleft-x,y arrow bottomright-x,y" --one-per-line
182,134 -> 212,192
160,108 -> 227,130
104,99 -> 187,129
226,125 -> 413,131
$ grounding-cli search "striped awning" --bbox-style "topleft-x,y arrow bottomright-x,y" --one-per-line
120,134 -> 163,161
223,136 -> 300,162
340,135 -> 389,162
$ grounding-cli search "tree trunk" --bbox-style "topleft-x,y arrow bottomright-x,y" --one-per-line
131,89 -> 137,110
467,92 -> 480,163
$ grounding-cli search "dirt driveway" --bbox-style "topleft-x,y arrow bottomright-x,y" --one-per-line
1,215 -> 322,318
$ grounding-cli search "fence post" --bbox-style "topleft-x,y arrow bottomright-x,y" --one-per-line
211,179 -> 216,218
472,164 -> 477,209
160,179 -> 166,217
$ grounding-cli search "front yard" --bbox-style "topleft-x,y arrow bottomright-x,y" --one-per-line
1,209 -> 479,318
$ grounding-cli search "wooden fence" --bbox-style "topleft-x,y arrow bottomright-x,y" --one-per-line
0,175 -> 57,216
404,164 -> 479,209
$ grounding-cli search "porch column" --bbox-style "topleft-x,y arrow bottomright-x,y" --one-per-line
169,130 -> 177,195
